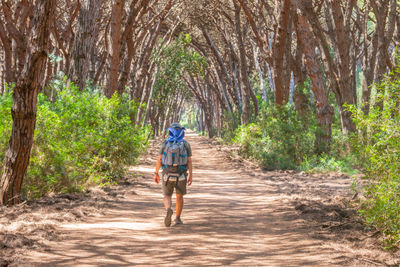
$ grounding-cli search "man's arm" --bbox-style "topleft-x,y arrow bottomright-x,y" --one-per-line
187,157 -> 193,186
154,155 -> 162,184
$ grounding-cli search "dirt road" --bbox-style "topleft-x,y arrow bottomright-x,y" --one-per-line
21,133 -> 398,266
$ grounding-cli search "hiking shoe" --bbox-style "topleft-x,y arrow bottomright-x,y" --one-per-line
174,217 -> 183,225
164,208 -> 173,227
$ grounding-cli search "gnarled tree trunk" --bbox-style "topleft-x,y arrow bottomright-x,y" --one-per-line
69,0 -> 102,90
234,1 -> 251,124
1,0 -> 56,205
105,0 -> 124,98
294,2 -> 333,152
272,0 -> 292,105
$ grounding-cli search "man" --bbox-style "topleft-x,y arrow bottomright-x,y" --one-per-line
154,122 -> 193,226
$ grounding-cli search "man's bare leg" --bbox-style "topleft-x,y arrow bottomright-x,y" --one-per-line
176,193 -> 184,218
164,195 -> 173,226
163,195 -> 172,210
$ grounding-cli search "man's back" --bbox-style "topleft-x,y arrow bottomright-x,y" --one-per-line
159,140 -> 192,158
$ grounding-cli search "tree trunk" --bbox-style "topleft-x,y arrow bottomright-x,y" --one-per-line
215,93 -> 222,136
291,39 -> 309,118
301,0 -> 356,135
234,1 -> 252,124
330,0 -> 357,134
253,44 -> 267,102
44,49 -> 53,90
205,110 -> 214,138
372,0 -> 396,84
232,61 -> 242,111
105,0 -> 124,98
272,0 -> 292,105
204,85 -> 215,138
202,29 -> 234,115
294,2 -> 333,152
69,0 -> 101,91
0,50 -> 5,94
1,0 -> 55,205
0,20 -> 14,84
361,27 -> 378,114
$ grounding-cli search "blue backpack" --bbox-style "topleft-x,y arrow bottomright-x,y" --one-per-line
161,141 -> 188,177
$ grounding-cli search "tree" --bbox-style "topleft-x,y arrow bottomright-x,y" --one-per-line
0,0 -> 56,205
105,0 -> 124,98
293,0 -> 333,152
233,1 -> 252,124
151,34 -> 208,135
236,0 -> 293,106
69,0 -> 102,91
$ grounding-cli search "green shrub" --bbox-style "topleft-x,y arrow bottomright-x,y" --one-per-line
359,180 -> 400,248
0,82 -> 149,199
217,112 -> 238,144
0,86 -> 12,166
348,63 -> 400,248
299,154 -> 358,174
231,102 -> 357,173
233,105 -> 316,170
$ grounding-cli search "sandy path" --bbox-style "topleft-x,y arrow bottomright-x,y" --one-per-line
21,133 -> 392,266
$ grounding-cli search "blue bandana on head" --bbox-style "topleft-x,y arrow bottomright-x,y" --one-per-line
167,127 -> 185,142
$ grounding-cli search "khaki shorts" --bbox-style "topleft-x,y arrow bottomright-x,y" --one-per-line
162,175 -> 187,196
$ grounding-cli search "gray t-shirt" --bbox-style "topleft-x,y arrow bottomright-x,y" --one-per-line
159,140 -> 192,157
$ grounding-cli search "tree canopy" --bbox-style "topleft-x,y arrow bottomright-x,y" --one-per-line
1,0 -> 400,247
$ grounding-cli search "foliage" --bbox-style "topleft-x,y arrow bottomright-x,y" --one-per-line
0,82 -> 149,199
0,85 -> 13,167
298,154 -> 358,174
180,104 -> 200,131
152,33 -> 207,106
219,110 -> 241,144
233,104 -> 317,170
230,97 -> 357,172
348,64 -> 400,248
149,33 -> 208,134
298,124 -> 359,174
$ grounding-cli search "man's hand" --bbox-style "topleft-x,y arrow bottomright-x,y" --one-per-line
187,173 -> 193,186
154,173 -> 160,184
154,155 -> 162,184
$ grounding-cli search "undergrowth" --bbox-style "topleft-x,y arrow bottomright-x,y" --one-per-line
231,104 -> 357,174
348,62 -> 400,248
0,81 -> 150,199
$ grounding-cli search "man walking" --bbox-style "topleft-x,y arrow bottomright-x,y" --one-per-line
154,122 -> 193,226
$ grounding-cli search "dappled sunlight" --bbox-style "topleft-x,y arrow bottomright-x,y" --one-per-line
192,169 -> 227,175
23,134 -> 365,266
130,166 -> 156,173
61,221 -> 159,231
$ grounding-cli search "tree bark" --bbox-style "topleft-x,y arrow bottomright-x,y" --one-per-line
69,0 -> 102,91
301,0 -> 356,134
1,0 -> 56,205
52,1 -> 81,77
253,44 -> 267,102
330,0 -> 357,134
291,37 -> 308,118
234,1 -> 251,124
294,2 -> 333,152
371,0 -> 396,83
0,18 -> 14,84
105,0 -> 124,98
201,28 -> 234,115
361,3 -> 378,115
117,0 -> 153,94
272,0 -> 291,105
